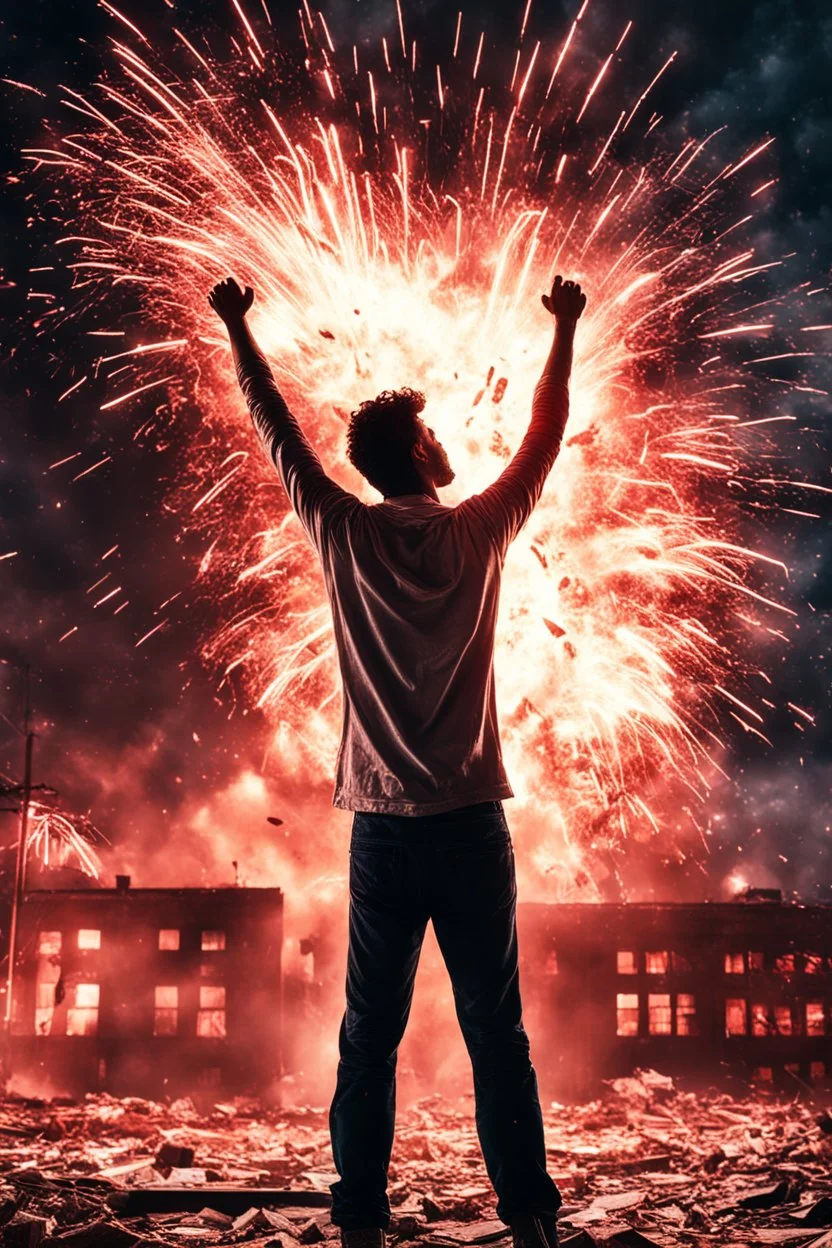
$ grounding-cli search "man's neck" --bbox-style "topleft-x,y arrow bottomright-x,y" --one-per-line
384,481 -> 439,502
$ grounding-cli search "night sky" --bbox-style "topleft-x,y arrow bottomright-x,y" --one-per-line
1,0 -> 830,900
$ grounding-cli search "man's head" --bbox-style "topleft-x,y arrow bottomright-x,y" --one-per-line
346,387 -> 455,499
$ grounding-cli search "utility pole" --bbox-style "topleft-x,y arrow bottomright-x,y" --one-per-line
0,663 -> 51,1038
1,664 -> 33,1036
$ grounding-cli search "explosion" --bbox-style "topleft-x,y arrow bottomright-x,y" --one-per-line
15,0 -> 819,896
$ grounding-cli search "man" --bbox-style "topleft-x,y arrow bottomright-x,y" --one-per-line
209,273 -> 586,1248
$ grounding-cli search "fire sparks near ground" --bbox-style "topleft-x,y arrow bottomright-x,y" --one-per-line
10,1 -> 827,894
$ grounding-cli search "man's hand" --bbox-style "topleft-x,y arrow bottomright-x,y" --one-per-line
208,276 -> 254,326
541,274 -> 586,323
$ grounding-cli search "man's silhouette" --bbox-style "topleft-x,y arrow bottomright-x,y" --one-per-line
210,273 -> 586,1248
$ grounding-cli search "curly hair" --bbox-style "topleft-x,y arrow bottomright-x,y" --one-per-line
346,387 -> 427,496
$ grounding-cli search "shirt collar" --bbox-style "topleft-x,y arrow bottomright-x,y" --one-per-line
382,493 -> 438,504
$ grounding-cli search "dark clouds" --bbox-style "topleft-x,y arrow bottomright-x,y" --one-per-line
1,0 -> 830,896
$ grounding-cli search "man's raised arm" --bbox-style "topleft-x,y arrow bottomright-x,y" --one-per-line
208,276 -> 352,549
460,274 -> 586,555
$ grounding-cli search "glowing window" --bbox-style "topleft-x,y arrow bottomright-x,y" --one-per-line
775,954 -> 795,974
197,985 -> 226,1038
39,931 -> 61,956
724,952 -> 745,974
748,950 -> 765,972
67,983 -> 100,1036
805,1002 -> 825,1037
35,932 -> 63,1036
676,993 -> 698,1036
617,951 -> 637,975
671,952 -> 692,974
201,930 -> 226,951
725,998 -> 747,1036
810,1061 -> 826,1082
77,929 -> 101,951
751,1003 -> 771,1036
158,929 -> 180,951
154,986 -> 179,1036
804,954 -> 823,975
645,951 -> 668,975
648,993 -> 672,1035
775,1005 -> 793,1035
753,1066 -> 773,1083
616,993 -> 639,1037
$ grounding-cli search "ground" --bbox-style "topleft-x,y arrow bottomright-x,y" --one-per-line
2,1071 -> 832,1246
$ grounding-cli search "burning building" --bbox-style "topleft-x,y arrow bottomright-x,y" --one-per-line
7,876 -> 283,1099
6,874 -> 831,1103
517,891 -> 832,1099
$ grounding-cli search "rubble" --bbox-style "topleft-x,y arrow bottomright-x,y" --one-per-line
0,1071 -> 829,1247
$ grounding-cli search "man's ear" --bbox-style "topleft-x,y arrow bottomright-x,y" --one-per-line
412,440 -> 428,465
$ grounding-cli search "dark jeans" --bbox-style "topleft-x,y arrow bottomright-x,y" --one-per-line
329,800 -> 561,1230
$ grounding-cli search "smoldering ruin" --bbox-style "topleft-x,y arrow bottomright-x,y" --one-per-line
1,876 -> 831,1246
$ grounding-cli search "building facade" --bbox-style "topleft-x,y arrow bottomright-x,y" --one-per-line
517,894 -> 832,1098
9,878 -> 283,1099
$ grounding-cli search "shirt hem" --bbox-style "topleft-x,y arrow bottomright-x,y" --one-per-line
332,782 -> 515,816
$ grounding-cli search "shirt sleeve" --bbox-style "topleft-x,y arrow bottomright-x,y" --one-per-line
459,377 -> 569,556
234,338 -> 355,552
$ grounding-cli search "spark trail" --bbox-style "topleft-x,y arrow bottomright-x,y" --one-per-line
16,0 -> 823,896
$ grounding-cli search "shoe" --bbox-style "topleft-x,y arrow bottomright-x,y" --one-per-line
340,1231 -> 386,1248
510,1213 -> 558,1248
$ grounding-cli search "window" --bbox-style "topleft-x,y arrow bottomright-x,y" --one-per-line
676,994 -> 698,1036
201,930 -> 226,952
617,951 -> 637,975
672,952 -> 692,974
751,1003 -> 772,1036
806,1002 -> 825,1037
616,993 -> 639,1037
67,983 -> 100,1036
753,1066 -> 773,1083
39,931 -> 61,956
544,950 -> 559,976
197,985 -> 226,1037
648,993 -> 672,1035
724,952 -> 745,974
775,954 -> 795,974
158,929 -> 180,951
77,929 -> 101,951
35,932 -> 62,1035
804,954 -> 824,975
810,1061 -> 826,1082
774,1005 -> 793,1035
748,950 -> 764,972
645,951 -> 669,975
725,998 -> 748,1036
154,986 -> 179,1036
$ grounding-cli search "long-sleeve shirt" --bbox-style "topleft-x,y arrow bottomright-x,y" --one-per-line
235,338 -> 569,815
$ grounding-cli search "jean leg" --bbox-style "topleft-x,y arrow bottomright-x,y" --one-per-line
329,835 -> 427,1230
431,833 -> 560,1224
